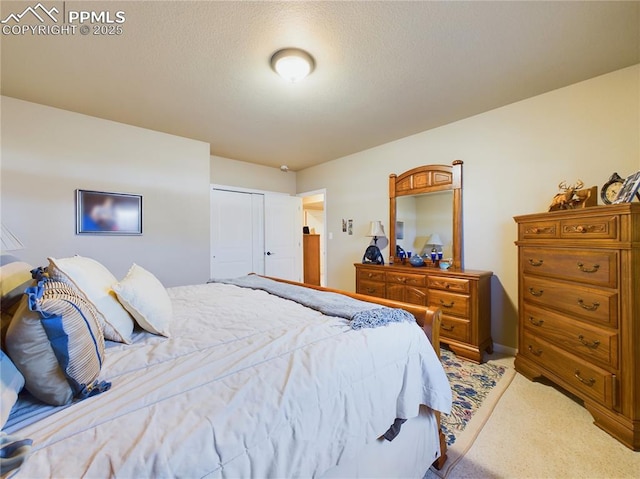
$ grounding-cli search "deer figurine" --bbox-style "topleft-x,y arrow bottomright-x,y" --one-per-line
548,180 -> 584,211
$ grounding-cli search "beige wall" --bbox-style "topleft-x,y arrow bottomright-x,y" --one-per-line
296,65 -> 640,349
1,97 -> 211,287
210,155 -> 296,194
2,65 -> 638,348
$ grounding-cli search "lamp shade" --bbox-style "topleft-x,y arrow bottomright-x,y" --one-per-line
426,233 -> 443,246
367,221 -> 386,238
1,224 -> 24,251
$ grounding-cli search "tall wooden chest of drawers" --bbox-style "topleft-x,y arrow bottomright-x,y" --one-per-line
355,263 -> 493,363
514,204 -> 640,450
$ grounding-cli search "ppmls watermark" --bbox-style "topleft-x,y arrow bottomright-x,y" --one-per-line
1,2 -> 126,36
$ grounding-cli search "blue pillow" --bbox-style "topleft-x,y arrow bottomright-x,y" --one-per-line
0,350 -> 24,430
5,276 -> 110,406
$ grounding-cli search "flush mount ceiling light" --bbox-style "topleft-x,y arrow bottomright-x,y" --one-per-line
270,48 -> 315,83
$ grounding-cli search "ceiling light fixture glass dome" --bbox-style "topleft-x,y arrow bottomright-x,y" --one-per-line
270,48 -> 315,83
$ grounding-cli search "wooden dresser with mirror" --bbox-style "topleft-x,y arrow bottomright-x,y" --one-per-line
355,161 -> 493,363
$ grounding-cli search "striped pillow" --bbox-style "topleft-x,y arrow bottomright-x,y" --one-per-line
5,278 -> 110,406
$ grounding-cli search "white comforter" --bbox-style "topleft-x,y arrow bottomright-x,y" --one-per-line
7,282 -> 452,478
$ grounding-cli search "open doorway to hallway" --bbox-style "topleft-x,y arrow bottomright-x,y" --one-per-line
299,189 -> 326,287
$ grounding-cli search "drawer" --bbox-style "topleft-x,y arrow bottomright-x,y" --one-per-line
560,215 -> 619,241
387,272 -> 426,287
357,268 -> 385,282
519,220 -> 559,240
429,290 -> 470,318
439,314 -> 470,343
522,303 -> 618,369
521,247 -> 617,288
427,276 -> 470,294
404,286 -> 428,306
521,331 -> 616,408
357,279 -> 385,298
522,275 -> 618,328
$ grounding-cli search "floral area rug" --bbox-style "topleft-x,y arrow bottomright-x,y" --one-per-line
426,348 -> 516,479
440,348 -> 508,446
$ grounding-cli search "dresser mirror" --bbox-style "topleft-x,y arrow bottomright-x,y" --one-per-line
389,161 -> 463,269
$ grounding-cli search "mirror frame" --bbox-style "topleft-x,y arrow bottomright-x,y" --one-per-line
389,160 -> 463,269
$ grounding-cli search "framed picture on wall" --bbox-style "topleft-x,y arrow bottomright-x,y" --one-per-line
76,190 -> 142,235
613,171 -> 640,204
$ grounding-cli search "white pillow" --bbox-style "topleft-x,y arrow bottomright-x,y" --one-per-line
48,256 -> 134,344
113,264 -> 171,337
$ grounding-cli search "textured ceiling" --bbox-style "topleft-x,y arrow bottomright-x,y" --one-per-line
2,1 -> 639,171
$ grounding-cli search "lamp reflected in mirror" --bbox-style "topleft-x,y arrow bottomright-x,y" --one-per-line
425,233 -> 444,261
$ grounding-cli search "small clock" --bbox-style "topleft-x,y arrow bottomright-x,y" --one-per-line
601,172 -> 625,204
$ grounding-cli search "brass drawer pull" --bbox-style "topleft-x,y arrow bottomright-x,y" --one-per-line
577,262 -> 600,273
528,316 -> 544,326
577,299 -> 600,311
574,370 -> 596,386
366,288 -> 376,294
528,287 -> 544,297
439,299 -> 455,308
530,227 -> 553,235
528,259 -> 544,267
441,324 -> 454,332
578,335 -> 600,349
527,345 -> 542,356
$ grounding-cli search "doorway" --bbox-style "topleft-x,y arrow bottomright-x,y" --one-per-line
299,189 -> 326,286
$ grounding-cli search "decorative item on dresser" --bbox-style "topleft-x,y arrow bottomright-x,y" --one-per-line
547,180 -> 598,211
601,172 -> 625,205
355,161 -> 494,364
362,221 -> 386,265
612,170 -> 640,204
514,203 -> 640,450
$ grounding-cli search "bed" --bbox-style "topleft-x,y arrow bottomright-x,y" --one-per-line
1,255 -> 451,478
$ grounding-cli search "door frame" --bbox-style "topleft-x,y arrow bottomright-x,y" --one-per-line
298,188 -> 327,287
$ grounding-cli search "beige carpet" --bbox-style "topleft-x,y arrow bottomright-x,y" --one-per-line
426,354 -> 640,478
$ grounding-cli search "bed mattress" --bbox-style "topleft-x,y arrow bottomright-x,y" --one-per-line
5,282 -> 451,478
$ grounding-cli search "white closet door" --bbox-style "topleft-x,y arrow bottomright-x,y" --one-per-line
264,194 -> 303,282
210,189 -> 263,279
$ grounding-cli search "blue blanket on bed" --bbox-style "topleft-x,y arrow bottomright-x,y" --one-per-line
210,275 -> 415,330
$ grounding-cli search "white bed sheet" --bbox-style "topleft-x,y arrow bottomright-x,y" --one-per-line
6,282 -> 451,478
